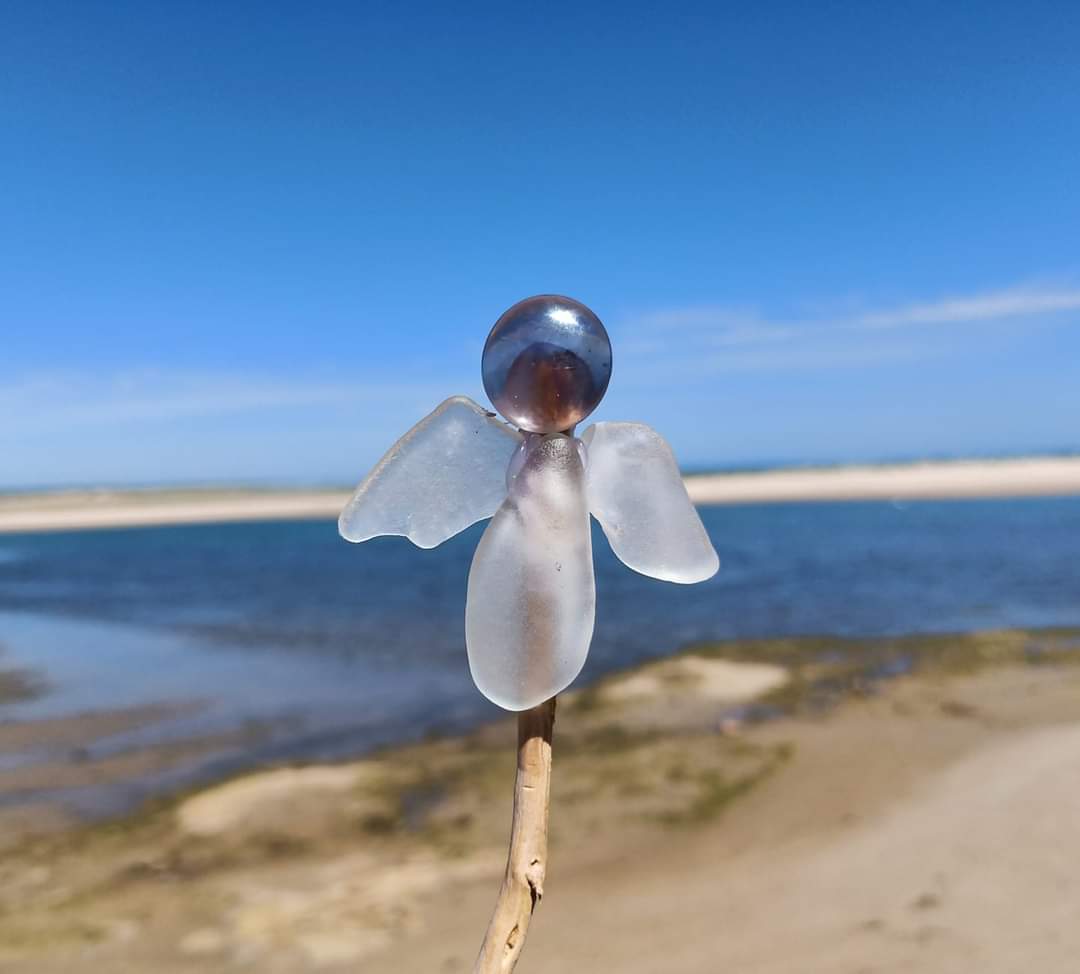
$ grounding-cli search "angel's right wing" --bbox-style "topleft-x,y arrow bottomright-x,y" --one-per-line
339,396 -> 523,549
581,421 -> 719,583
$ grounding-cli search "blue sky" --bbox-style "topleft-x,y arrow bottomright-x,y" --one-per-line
2,1 -> 1078,488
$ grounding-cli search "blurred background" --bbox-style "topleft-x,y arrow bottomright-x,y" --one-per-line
1,3 -> 1079,972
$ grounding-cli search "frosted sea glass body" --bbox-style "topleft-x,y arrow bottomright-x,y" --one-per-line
582,422 -> 719,583
339,396 -> 522,549
466,433 -> 595,710
482,295 -> 612,434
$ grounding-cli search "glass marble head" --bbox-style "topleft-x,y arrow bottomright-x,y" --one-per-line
482,295 -> 613,434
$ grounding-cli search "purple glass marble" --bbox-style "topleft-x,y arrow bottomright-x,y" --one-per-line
482,295 -> 612,434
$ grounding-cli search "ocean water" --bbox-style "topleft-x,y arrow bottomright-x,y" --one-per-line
0,497 -> 1078,810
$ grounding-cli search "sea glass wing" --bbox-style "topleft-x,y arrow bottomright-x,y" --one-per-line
466,434 -> 595,710
581,422 -> 719,584
339,396 -> 522,549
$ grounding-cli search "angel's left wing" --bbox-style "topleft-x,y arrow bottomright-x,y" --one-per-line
339,396 -> 523,549
581,422 -> 719,584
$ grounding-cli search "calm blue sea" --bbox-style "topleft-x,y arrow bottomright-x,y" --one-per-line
0,497 -> 1078,811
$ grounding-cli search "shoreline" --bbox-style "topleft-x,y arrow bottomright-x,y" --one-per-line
1,624 -> 1074,832
2,627 -> 1079,971
2,455 -> 1080,534
2,622 -> 1077,836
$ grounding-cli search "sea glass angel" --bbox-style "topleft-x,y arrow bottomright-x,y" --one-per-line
340,295 -> 719,711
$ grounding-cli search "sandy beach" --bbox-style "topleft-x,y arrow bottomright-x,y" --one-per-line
2,628 -> 1079,972
2,455 -> 1080,534
688,454 -> 1080,504
0,488 -> 348,535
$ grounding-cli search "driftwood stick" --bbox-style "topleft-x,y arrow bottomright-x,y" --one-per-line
474,697 -> 556,974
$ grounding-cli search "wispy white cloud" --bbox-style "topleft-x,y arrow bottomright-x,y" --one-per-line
617,280 -> 1080,377
0,368 -> 481,486
9,281 -> 1071,437
853,287 -> 1080,329
3,279 -> 1077,486
0,369 -> 457,437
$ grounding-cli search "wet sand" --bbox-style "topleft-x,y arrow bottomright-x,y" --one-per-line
3,455 -> 1080,533
2,628 -> 1079,972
